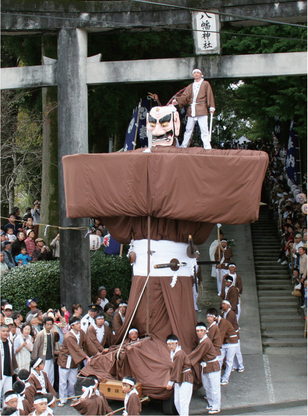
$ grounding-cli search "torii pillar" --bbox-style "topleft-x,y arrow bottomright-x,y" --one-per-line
57,28 -> 91,309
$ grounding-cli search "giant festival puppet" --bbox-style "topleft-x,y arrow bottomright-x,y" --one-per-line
62,105 -> 269,401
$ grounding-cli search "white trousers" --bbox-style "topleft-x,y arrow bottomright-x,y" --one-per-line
0,375 -> 12,407
181,116 -> 211,149
236,301 -> 241,323
44,359 -> 54,387
201,370 -> 221,411
216,269 -> 229,295
58,367 -> 78,403
233,340 -> 244,370
218,343 -> 237,382
174,382 -> 193,416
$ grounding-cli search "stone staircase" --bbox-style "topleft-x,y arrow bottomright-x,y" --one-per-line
251,206 -> 306,348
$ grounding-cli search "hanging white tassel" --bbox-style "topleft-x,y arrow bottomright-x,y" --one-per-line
84,228 -> 91,238
170,273 -> 178,288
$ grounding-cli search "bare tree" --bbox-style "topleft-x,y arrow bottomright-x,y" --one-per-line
1,90 -> 56,215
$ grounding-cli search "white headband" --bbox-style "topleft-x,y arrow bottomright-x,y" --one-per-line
119,303 -> 127,307
47,396 -> 56,405
196,325 -> 207,330
206,314 -> 217,318
34,397 -> 48,404
129,328 -> 138,334
122,378 -> 135,386
222,300 -> 231,306
192,68 -> 202,74
4,393 -> 18,403
167,339 -> 178,344
229,263 -> 236,268
33,357 -> 43,368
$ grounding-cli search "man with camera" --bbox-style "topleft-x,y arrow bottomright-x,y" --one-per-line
32,238 -> 53,262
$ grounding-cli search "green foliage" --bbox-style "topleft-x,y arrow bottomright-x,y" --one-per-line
1,261 -> 61,316
90,249 -> 132,301
1,251 -> 132,316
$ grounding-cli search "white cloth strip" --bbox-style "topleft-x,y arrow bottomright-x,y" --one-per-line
132,239 -> 196,277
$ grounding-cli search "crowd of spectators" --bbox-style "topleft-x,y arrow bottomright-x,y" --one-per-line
263,138 -> 307,315
0,287 -> 128,414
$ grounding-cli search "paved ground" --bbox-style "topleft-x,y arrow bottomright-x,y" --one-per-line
54,223 -> 307,415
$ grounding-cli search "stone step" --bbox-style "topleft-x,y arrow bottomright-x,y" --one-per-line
258,295 -> 297,301
262,338 -> 307,347
258,290 -> 297,297
260,314 -> 302,322
255,270 -> 290,275
257,280 -> 291,286
261,321 -> 304,330
259,306 -> 298,314
262,330 -> 305,338
259,296 -> 297,308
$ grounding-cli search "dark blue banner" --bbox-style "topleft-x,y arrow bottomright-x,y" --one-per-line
103,234 -> 121,255
138,99 -> 150,148
123,104 -> 139,152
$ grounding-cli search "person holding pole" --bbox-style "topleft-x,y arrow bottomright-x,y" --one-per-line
215,239 -> 233,296
172,68 -> 215,149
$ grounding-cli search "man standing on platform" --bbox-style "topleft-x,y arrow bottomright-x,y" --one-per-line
172,68 -> 215,149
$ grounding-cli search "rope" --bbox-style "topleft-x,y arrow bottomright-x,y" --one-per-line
106,396 -> 150,415
0,215 -> 88,231
116,270 -> 152,360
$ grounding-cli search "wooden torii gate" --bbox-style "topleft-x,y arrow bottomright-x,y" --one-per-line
1,0 -> 307,310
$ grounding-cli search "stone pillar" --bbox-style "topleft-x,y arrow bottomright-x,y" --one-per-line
57,28 -> 91,312
41,35 -> 59,244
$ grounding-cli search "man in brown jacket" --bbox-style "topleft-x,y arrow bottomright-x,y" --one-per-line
189,323 -> 221,415
215,239 -> 233,295
172,68 -> 215,149
216,314 -> 238,386
220,276 -> 238,314
112,302 -> 127,335
32,316 -> 56,387
57,316 -> 98,407
87,313 -> 114,353
166,334 -> 193,415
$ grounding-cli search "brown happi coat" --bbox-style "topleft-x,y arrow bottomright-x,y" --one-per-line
175,80 -> 215,117
189,336 -> 220,374
23,382 -> 37,406
32,329 -> 56,362
87,324 -> 114,353
126,392 -> 142,416
112,312 -> 124,335
217,317 -> 238,345
71,393 -> 112,415
58,330 -> 98,369
29,370 -> 56,396
170,349 -> 194,385
221,273 -> 243,295
215,246 -> 233,270
206,323 -> 222,355
220,285 -> 239,314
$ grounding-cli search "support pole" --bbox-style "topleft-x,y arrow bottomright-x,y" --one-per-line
146,215 -> 151,335
57,28 -> 91,312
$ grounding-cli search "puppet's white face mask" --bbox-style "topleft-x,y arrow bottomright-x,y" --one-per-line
147,106 -> 180,147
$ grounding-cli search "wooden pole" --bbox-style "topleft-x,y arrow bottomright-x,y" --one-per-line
106,396 -> 149,415
217,224 -> 222,282
146,215 -> 151,335
133,100 -> 142,151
